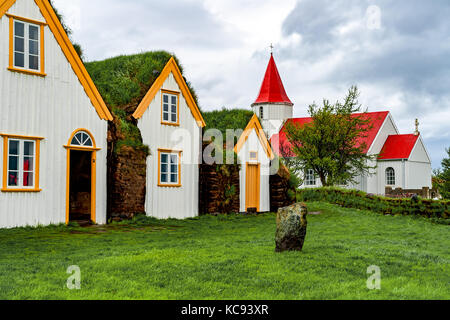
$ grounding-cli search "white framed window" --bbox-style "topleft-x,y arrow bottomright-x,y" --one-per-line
162,91 -> 179,125
13,19 -> 40,71
250,151 -> 258,161
305,169 -> 316,186
158,150 -> 181,187
7,139 -> 36,188
259,107 -> 264,120
386,167 -> 395,186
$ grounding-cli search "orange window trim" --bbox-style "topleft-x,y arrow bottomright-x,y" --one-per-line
0,0 -> 112,121
250,151 -> 258,160
161,89 -> 180,127
7,15 -> 47,77
157,148 -> 182,188
1,134 -> 43,193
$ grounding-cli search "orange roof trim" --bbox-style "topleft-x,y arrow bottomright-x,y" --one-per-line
234,114 -> 274,160
0,0 -> 112,121
132,57 -> 205,128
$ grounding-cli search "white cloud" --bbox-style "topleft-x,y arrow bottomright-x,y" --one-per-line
51,0 -> 450,167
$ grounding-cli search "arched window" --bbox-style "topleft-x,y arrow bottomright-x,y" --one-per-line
70,130 -> 93,147
386,167 -> 395,186
259,107 -> 264,120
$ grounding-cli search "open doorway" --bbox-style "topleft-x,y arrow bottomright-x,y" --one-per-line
69,150 -> 92,223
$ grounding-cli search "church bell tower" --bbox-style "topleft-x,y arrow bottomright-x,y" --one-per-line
252,53 -> 294,138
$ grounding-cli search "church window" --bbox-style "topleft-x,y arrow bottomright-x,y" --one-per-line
386,167 -> 395,186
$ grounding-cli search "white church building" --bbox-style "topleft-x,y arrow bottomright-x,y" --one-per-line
250,54 -> 432,196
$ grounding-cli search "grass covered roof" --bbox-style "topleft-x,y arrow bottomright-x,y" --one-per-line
85,51 -> 199,110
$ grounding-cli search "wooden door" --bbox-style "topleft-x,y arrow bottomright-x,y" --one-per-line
246,163 -> 260,212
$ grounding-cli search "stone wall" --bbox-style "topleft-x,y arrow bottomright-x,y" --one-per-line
199,164 -> 240,214
385,187 -> 439,199
107,116 -> 147,221
270,165 -> 296,212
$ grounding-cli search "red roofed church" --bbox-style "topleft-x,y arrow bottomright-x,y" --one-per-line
242,54 -> 432,198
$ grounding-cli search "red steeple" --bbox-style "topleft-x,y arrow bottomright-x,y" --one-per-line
253,54 -> 293,106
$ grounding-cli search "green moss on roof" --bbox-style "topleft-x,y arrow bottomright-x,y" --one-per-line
203,108 -> 254,136
85,51 -> 199,109
84,51 -> 200,156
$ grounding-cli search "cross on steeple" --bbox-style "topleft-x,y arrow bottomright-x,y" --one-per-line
415,119 -> 420,136
269,43 -> 274,55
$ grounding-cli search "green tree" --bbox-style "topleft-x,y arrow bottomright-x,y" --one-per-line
284,86 -> 377,186
438,148 -> 450,199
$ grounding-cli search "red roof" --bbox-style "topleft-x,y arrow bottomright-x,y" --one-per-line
253,54 -> 293,106
270,111 -> 390,157
378,134 -> 419,160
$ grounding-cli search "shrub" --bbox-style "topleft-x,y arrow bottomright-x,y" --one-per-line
297,187 -> 449,219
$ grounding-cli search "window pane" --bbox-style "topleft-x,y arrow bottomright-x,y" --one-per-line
171,155 -> 178,164
24,157 -> 34,171
171,105 -> 177,114
29,25 -> 39,40
161,164 -> 168,174
14,21 -> 24,37
23,172 -> 33,187
71,137 -> 80,145
171,164 -> 178,174
163,95 -> 169,103
163,113 -> 169,121
171,96 -> 177,105
8,172 -> 18,187
9,140 -> 19,155
84,138 -> 93,147
170,174 -> 178,183
15,37 -> 24,53
29,55 -> 39,70
29,40 -> 38,55
161,154 -> 168,164
14,52 -> 25,68
8,156 -> 18,171
161,173 -> 168,183
163,103 -> 169,112
171,113 -> 177,123
24,141 -> 34,156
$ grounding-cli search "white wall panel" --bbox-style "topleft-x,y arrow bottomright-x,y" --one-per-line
0,0 -> 108,228
238,130 -> 271,212
137,73 -> 201,219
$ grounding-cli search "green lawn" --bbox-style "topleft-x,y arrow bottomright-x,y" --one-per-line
0,202 -> 448,300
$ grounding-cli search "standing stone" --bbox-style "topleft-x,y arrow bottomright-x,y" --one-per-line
275,202 -> 308,252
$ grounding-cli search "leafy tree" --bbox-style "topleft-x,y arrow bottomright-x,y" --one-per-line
438,148 -> 450,199
284,86 -> 377,186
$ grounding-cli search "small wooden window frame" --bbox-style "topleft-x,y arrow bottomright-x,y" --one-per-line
7,14 -> 47,77
1,133 -> 44,192
161,89 -> 180,126
158,149 -> 182,188
250,151 -> 258,161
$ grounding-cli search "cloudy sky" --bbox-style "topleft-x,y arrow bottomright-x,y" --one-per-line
52,0 -> 449,168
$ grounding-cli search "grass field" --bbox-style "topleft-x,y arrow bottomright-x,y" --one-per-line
0,202 -> 448,300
